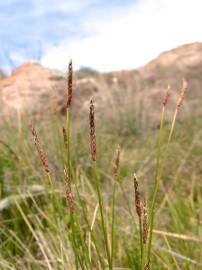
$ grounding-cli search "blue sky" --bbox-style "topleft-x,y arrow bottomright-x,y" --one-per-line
0,0 -> 202,73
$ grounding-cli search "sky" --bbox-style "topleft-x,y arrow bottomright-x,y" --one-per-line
0,0 -> 202,73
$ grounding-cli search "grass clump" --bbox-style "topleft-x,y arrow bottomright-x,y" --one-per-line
0,61 -> 202,270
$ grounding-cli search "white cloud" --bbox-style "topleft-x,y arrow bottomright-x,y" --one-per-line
31,0 -> 98,16
41,0 -> 202,71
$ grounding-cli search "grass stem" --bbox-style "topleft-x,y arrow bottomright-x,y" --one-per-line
147,106 -> 165,261
93,161 -> 111,269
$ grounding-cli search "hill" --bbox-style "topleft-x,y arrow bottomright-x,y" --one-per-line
0,42 -> 202,120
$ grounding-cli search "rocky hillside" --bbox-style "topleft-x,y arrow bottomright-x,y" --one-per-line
0,62 -> 99,117
0,42 -> 202,119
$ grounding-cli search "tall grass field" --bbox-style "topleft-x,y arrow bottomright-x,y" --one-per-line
0,61 -> 202,270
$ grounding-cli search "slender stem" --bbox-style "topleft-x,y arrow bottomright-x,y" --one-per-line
147,102 -> 180,262
72,214 -> 93,270
141,244 -> 146,270
74,183 -> 106,268
47,172 -> 56,207
93,161 -> 111,269
47,172 -> 62,211
88,203 -> 99,263
111,182 -> 116,269
147,106 -> 165,261
69,215 -> 80,270
139,216 -> 143,266
168,109 -> 178,144
65,109 -> 87,269
66,104 -> 93,269
47,172 -> 54,188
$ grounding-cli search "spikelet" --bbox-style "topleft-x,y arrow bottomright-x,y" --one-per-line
162,85 -> 171,107
134,174 -> 142,217
143,199 -> 148,244
176,78 -> 187,109
62,126 -> 67,149
112,146 -> 120,181
64,167 -> 74,213
31,125 -> 49,173
89,99 -> 96,161
67,59 -> 73,108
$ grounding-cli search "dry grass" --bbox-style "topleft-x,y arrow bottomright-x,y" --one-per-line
0,61 -> 202,269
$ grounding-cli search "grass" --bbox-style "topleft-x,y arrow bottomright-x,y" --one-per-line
0,63 -> 202,269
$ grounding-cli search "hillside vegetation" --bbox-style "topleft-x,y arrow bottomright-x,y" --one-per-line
0,43 -> 202,269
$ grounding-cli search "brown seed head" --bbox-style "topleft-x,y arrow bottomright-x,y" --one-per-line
112,146 -> 120,181
89,99 -> 96,161
134,174 -> 142,217
176,78 -> 187,109
67,59 -> 73,108
62,126 -> 67,149
31,125 -> 49,173
162,85 -> 171,107
143,199 -> 148,244
64,167 -> 74,213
